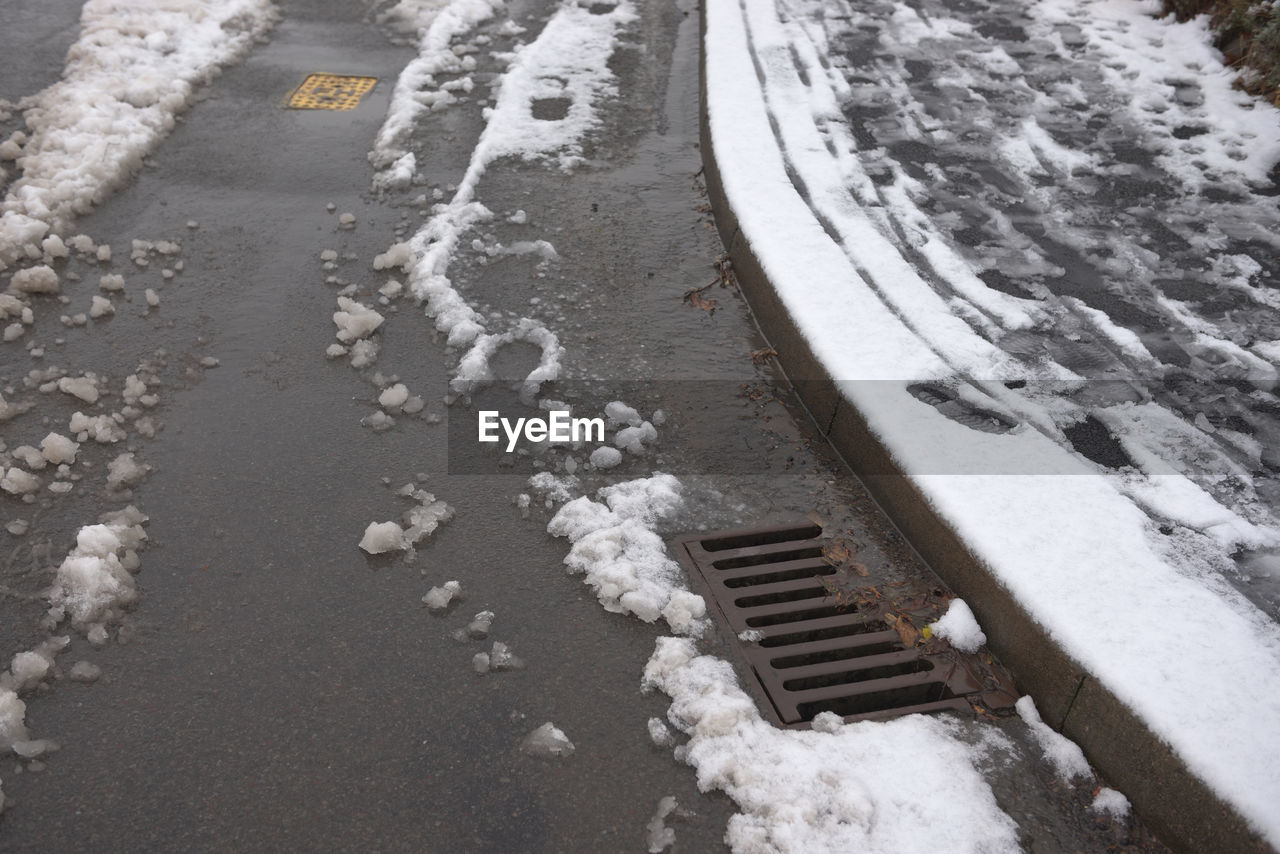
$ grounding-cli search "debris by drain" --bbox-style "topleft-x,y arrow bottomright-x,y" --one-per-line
672,521 -> 1018,727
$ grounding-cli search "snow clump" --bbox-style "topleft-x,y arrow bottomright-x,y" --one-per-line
547,474 -> 706,636
1015,696 -> 1092,782
333,297 -> 384,343
520,722 -> 574,758
46,512 -> 149,632
422,580 -> 462,612
359,521 -> 406,554
929,598 -> 986,653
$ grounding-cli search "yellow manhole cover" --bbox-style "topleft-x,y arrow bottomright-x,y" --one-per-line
287,73 -> 378,110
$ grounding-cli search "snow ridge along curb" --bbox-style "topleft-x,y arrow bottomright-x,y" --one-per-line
696,1 -> 1274,852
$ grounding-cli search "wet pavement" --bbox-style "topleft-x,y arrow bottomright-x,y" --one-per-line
1,0 -> 1176,850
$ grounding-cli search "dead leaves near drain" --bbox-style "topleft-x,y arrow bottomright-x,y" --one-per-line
683,282 -> 718,314
682,254 -> 739,316
750,347 -> 778,364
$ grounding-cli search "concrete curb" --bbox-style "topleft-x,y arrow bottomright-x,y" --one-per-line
696,4 -> 1270,853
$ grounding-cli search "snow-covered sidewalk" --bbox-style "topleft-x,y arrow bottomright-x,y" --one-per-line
701,0 -> 1280,848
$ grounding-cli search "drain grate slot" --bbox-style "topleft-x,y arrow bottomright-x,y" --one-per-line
744,603 -> 858,627
673,520 -> 1016,727
723,564 -> 835,588
712,548 -> 824,569
699,524 -> 823,551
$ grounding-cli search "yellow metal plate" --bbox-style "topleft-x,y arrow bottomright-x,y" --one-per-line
287,74 -> 377,110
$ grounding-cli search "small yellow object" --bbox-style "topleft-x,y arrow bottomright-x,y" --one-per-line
287,74 -> 377,110
921,625 -> 933,640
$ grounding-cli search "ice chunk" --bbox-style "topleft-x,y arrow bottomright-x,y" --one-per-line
472,652 -> 490,674
520,722 -> 574,758
422,580 -> 463,612
647,716 -> 674,747
604,400 -> 641,427
489,641 -> 524,671
40,433 -> 79,465
402,494 -> 453,542
339,212 -> 356,226
646,796 -> 679,853
6,651 -> 50,692
106,452 -> 149,490
333,297 -> 384,343
0,689 -> 29,751
615,422 -> 658,455
145,288 -> 160,307
373,242 -> 413,271
361,411 -> 395,432
69,412 -> 126,443
99,274 -> 125,292
1,468 -> 40,495
465,610 -> 495,639
89,296 -> 115,318
319,249 -> 338,262
58,375 -> 99,403
6,519 -> 29,536
929,599 -> 986,653
11,446 -> 45,470
358,521 -> 406,554
589,446 -> 623,469
10,265 -> 58,294
1091,787 -> 1130,818
379,383 -> 409,409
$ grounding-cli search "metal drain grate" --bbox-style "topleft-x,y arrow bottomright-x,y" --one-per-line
673,521 -> 1014,727
286,73 -> 378,110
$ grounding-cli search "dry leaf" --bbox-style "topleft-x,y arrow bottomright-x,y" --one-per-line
750,347 -> 778,364
893,614 -> 920,647
822,540 -> 852,566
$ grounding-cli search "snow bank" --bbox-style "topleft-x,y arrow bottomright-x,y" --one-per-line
0,0 -> 278,268
547,474 -> 707,636
642,637 -> 1021,853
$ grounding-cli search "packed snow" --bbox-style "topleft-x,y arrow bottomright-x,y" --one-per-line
643,637 -> 1021,853
547,474 -> 708,637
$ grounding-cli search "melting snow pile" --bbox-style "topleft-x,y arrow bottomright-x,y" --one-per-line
0,0 -> 279,268
547,473 -> 707,637
642,637 -> 1021,854
1015,696 -> 1092,782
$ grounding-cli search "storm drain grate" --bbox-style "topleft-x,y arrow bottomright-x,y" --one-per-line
672,521 -> 1015,728
286,73 -> 378,110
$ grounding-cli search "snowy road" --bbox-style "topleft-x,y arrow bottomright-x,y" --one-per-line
0,0 -> 1225,850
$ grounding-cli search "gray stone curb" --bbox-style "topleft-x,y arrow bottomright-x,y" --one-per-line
695,4 -> 1271,852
